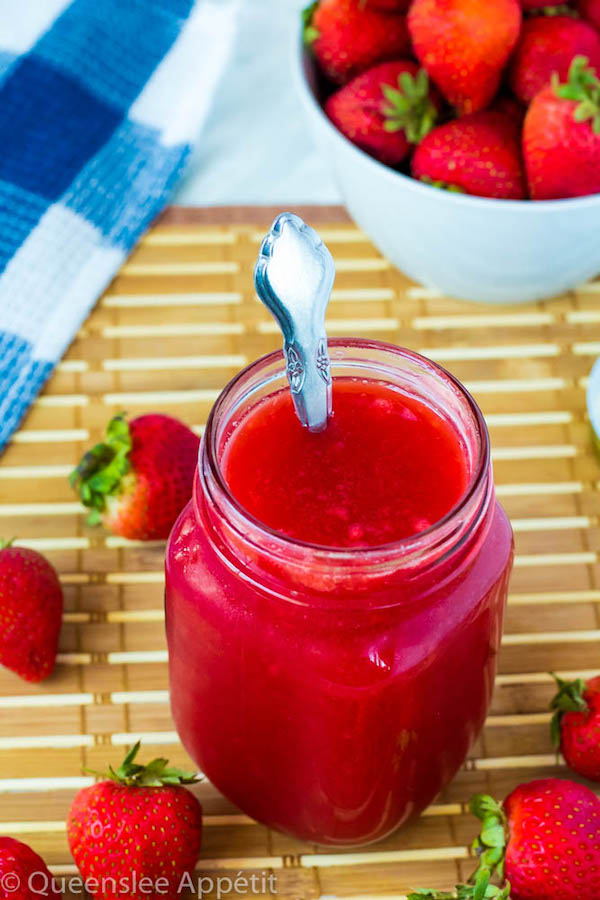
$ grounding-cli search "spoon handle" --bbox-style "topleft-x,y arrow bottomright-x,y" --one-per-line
254,213 -> 335,432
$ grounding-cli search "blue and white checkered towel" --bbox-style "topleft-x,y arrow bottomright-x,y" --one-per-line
0,0 -> 238,451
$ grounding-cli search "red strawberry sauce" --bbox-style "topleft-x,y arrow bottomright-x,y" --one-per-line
166,341 -> 513,846
221,379 -> 468,547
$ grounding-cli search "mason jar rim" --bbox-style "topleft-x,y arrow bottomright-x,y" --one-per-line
199,338 -> 491,565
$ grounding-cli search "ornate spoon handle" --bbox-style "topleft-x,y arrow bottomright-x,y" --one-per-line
254,213 -> 335,433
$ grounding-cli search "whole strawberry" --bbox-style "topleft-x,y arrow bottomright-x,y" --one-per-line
68,742 -> 203,900
0,837 -> 61,900
470,780 -> 600,900
325,62 -> 441,165
524,56 -> 600,198
408,0 -> 522,114
304,0 -> 409,85
412,111 -> 527,199
0,543 -> 63,683
551,673 -> 600,780
510,16 -> 600,103
578,0 -> 600,28
71,413 -> 199,541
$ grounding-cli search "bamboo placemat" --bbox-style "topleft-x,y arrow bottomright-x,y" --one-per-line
1,206 -> 600,899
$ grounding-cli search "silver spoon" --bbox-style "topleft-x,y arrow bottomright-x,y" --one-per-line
254,213 -> 335,433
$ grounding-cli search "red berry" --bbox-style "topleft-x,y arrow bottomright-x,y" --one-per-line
523,56 -> 600,198
510,16 -> 600,104
410,780 -> 600,898
408,0 -> 522,114
504,780 -> 600,899
0,838 -> 61,900
412,111 -> 527,199
325,61 -> 441,165
466,781 -> 600,900
0,544 -> 63,683
551,673 -> 600,780
67,743 -> 203,900
71,413 -> 200,541
305,0 -> 409,85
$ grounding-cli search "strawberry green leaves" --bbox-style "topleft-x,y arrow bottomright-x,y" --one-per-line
70,414 -> 132,525
550,672 -> 589,746
302,1 -> 320,44
408,886 -> 511,900
408,793 -> 512,899
470,794 -> 508,885
86,740 -> 200,788
554,55 -> 600,134
382,68 -> 438,143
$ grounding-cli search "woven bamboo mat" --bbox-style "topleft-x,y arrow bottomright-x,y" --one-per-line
1,206 -> 600,899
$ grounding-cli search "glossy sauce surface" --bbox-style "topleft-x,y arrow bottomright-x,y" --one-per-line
221,378 -> 469,547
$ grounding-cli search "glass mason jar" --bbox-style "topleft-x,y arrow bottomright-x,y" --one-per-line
165,339 -> 513,847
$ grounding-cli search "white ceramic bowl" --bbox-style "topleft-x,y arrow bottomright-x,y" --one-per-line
294,41 -> 600,304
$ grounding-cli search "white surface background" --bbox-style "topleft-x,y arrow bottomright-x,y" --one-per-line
173,0 -> 341,206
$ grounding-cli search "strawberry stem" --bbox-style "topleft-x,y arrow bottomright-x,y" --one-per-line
381,69 -> 438,144
550,672 -> 589,747
554,56 -> 600,135
0,538 -> 15,549
85,740 -> 200,787
70,415 -> 133,525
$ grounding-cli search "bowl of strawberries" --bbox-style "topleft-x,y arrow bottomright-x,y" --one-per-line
296,0 -> 600,303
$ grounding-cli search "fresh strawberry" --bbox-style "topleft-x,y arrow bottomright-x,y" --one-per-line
469,780 -> 600,900
551,673 -> 600,780
412,111 -> 527,199
408,0 -> 522,114
325,62 -> 441,165
71,413 -> 199,541
0,837 -> 61,899
304,0 -> 409,85
578,0 -> 600,29
0,542 -> 63,683
68,742 -> 203,900
523,56 -> 600,198
510,15 -> 600,103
